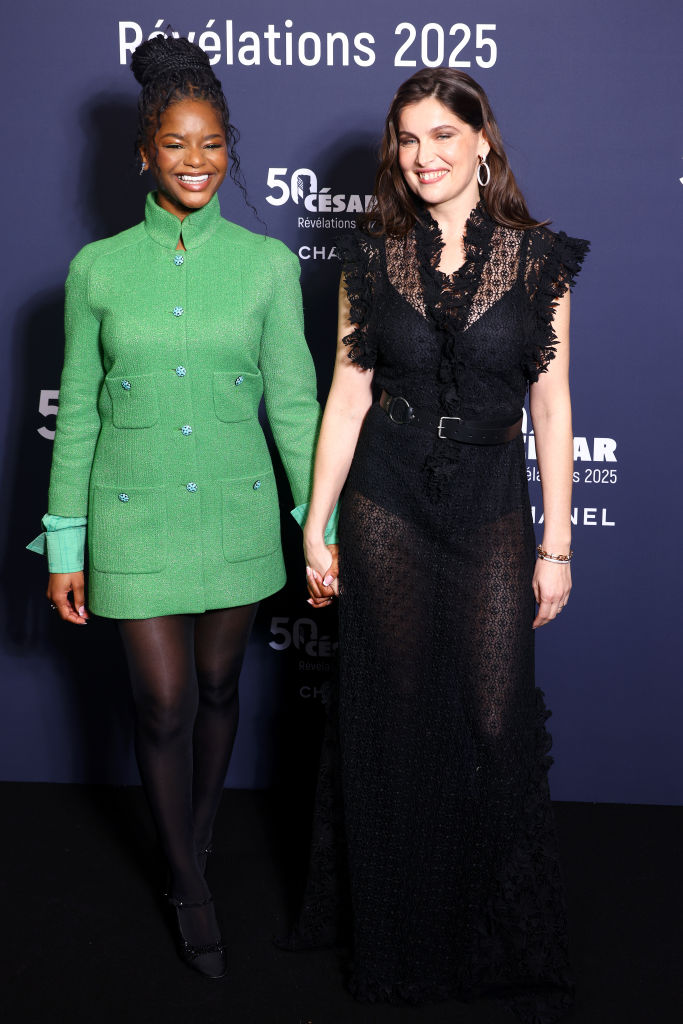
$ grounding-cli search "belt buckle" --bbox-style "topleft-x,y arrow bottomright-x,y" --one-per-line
438,415 -> 462,439
388,396 -> 415,425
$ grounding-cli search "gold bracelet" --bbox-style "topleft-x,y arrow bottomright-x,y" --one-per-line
536,545 -> 573,563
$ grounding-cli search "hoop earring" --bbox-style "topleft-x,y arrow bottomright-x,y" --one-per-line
477,156 -> 491,187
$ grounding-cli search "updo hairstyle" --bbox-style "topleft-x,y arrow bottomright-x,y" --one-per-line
131,34 -> 254,214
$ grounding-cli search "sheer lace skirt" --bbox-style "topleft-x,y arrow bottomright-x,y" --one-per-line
292,474 -> 574,1023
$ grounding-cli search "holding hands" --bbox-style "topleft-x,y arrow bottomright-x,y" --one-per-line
304,538 -> 339,608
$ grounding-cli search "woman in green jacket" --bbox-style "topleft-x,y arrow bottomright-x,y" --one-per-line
29,36 -> 336,978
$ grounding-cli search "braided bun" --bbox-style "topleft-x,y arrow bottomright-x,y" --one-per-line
130,34 -> 213,87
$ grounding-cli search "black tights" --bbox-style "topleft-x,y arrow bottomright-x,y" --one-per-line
119,604 -> 257,944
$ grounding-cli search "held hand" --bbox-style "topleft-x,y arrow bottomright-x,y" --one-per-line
46,572 -> 89,626
304,542 -> 339,608
532,560 -> 571,629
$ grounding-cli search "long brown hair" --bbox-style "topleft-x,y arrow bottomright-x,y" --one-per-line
360,68 -> 545,236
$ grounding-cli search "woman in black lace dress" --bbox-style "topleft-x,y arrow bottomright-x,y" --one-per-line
298,69 -> 588,1023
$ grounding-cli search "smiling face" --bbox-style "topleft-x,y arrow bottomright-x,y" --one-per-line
140,97 -> 228,219
397,96 -> 488,214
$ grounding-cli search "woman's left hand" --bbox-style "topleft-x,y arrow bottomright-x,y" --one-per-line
532,559 -> 571,628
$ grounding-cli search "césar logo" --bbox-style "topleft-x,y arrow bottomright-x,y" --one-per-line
269,616 -> 338,657
521,408 -> 617,464
266,168 -> 372,214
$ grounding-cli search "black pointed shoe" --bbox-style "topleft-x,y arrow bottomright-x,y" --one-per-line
167,895 -> 227,979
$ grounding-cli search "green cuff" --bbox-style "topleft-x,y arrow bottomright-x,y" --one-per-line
291,502 -> 339,545
27,514 -> 87,573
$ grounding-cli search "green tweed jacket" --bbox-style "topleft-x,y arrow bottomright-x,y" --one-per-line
47,192 -> 322,619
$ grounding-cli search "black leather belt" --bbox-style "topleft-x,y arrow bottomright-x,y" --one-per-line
379,390 -> 523,445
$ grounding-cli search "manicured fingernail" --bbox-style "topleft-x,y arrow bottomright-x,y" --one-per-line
306,598 -> 314,605
323,575 -> 333,587
78,606 -> 85,617
305,566 -> 312,577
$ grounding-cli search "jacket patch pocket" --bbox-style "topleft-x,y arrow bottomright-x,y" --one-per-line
221,471 -> 280,562
213,370 -> 262,424
90,484 -> 167,574
106,374 -> 160,429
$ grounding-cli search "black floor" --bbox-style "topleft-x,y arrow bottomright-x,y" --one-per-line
1,784 -> 682,1024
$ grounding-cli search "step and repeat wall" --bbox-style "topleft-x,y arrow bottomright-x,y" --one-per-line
1,1 -> 681,803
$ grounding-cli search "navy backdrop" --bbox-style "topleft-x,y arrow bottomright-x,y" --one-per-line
1,1 -> 681,803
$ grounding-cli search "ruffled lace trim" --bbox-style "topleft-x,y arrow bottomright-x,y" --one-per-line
413,202 -> 497,500
336,232 -> 378,370
523,230 -> 590,383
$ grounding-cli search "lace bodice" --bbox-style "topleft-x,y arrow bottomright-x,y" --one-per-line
340,203 -> 587,388
338,203 -> 588,499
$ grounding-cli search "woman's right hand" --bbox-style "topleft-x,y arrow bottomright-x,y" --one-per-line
304,539 -> 339,608
46,572 -> 89,625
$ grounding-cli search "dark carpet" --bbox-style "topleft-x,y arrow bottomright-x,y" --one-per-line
1,784 -> 681,1024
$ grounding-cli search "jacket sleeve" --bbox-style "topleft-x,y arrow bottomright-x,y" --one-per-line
259,243 -> 322,508
290,501 -> 339,544
47,249 -> 105,516
26,514 -> 87,572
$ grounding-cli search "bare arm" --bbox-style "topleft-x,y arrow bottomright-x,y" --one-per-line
304,274 -> 374,594
529,289 -> 573,627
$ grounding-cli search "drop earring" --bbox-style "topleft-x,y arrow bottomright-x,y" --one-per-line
477,155 -> 491,187
139,162 -> 147,177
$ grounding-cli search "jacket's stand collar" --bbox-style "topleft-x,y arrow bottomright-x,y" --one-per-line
143,191 -> 221,250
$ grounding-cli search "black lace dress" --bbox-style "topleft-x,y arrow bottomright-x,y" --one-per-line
291,203 -> 588,1024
